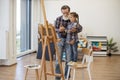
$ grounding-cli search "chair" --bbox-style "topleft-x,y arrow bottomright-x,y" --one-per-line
67,48 -> 93,80
24,64 -> 40,80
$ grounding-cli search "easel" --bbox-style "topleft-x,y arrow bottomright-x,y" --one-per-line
39,0 -> 65,80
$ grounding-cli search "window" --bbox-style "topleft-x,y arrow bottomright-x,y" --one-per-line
16,0 -> 32,55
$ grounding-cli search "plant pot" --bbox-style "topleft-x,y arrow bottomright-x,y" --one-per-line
107,53 -> 112,56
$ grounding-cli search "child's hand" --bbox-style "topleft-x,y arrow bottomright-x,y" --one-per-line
69,40 -> 75,45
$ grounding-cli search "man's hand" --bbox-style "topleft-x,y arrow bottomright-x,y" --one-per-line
69,40 -> 75,45
59,26 -> 65,32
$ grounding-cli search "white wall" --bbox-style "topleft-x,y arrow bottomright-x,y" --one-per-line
0,0 -> 17,65
31,0 -> 41,51
41,0 -> 120,54
0,0 -> 9,59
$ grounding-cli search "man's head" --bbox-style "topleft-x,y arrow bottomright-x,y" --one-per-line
61,5 -> 70,17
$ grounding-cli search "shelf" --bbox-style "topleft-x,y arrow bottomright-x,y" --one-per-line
87,39 -> 107,41
87,36 -> 107,56
93,50 -> 107,52
101,47 -> 107,50
87,36 -> 107,42
87,36 -> 107,39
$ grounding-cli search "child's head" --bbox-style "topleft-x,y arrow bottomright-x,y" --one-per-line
69,12 -> 79,22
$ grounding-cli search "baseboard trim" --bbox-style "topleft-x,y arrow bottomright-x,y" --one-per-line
17,49 -> 37,58
111,54 -> 120,56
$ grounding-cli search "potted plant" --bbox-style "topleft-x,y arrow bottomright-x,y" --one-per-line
107,38 -> 119,56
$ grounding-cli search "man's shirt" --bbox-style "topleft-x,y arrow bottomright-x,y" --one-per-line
54,16 -> 70,38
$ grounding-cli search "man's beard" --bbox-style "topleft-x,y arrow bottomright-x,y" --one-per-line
62,16 -> 69,20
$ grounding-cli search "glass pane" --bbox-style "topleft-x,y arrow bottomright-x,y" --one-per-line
16,0 -> 31,54
16,0 -> 21,53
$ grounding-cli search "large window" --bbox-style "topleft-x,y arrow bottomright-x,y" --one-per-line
16,0 -> 31,55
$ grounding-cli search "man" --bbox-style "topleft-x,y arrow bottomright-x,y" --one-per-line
55,5 -> 70,80
55,5 -> 82,80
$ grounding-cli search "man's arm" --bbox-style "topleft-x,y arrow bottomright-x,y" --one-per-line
71,23 -> 82,33
76,24 -> 83,33
55,17 -> 65,33
54,18 -> 60,33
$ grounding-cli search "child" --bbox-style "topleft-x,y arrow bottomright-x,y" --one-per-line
66,12 -> 80,62
65,12 -> 82,79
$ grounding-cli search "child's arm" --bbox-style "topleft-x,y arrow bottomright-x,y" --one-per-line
75,23 -> 82,33
71,22 -> 82,33
70,23 -> 78,33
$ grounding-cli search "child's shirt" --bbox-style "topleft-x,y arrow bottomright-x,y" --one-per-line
66,22 -> 78,43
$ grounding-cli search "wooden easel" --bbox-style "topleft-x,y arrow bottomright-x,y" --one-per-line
39,0 -> 65,80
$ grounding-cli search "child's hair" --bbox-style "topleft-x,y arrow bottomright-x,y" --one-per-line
70,12 -> 79,22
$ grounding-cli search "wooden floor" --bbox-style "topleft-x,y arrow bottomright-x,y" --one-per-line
0,53 -> 120,80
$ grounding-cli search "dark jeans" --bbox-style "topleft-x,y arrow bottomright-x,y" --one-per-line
55,38 -> 66,80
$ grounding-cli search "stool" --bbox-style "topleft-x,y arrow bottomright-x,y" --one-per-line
24,64 -> 41,80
